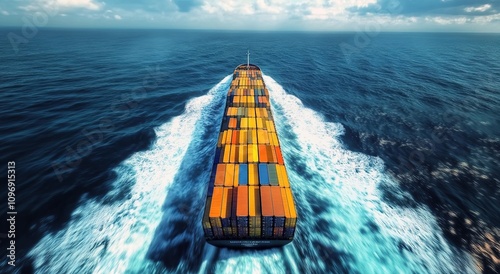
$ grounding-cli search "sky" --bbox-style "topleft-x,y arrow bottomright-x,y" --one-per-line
0,0 -> 499,32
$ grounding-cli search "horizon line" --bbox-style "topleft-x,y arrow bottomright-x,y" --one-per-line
1,25 -> 499,34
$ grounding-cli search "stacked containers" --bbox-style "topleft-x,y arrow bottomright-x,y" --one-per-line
203,64 -> 297,241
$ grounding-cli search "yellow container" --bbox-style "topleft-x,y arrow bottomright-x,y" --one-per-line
230,144 -> 237,163
225,163 -> 234,186
239,129 -> 247,144
277,165 -> 290,187
223,144 -> 231,163
234,164 -> 239,187
240,118 -> 248,129
226,129 -> 233,144
239,145 -> 247,163
248,164 -> 258,185
266,120 -> 275,132
257,130 -> 269,144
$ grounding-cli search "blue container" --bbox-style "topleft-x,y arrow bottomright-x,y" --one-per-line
259,164 -> 269,185
239,164 -> 248,185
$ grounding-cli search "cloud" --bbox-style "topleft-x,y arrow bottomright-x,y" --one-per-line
1,0 -> 499,31
201,0 -> 377,20
352,0 -> 500,16
427,16 -> 468,25
173,0 -> 202,12
18,0 -> 102,12
42,0 -> 102,10
464,4 -> 491,13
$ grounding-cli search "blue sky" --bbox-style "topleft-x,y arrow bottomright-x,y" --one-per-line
0,0 -> 499,31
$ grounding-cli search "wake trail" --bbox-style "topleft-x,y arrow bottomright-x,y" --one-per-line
28,75 -> 232,274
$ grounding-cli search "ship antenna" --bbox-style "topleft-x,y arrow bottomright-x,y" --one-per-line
247,50 -> 250,70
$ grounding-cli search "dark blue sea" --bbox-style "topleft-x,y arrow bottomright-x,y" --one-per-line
1,29 -> 499,273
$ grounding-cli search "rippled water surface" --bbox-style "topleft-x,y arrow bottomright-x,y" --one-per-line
1,29 -> 499,273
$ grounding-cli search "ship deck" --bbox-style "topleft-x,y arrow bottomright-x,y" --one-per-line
202,64 -> 297,248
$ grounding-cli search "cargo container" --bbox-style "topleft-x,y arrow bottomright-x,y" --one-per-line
203,63 -> 297,248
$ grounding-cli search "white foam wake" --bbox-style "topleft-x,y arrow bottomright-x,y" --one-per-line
29,73 -> 476,274
259,74 -> 475,273
29,75 -> 232,274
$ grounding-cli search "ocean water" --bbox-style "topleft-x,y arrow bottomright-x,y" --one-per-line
0,29 -> 499,273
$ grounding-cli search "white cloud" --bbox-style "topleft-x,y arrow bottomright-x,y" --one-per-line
6,0 -> 499,31
471,13 -> 500,24
1,10 -> 10,16
41,0 -> 102,11
464,4 -> 491,13
428,16 -> 468,25
201,0 -> 377,20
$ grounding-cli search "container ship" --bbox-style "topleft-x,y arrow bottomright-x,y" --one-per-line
202,58 -> 297,248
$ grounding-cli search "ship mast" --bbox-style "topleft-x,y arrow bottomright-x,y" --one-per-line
247,50 -> 250,70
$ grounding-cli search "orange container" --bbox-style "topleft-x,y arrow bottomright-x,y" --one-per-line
267,145 -> 277,163
232,130 -> 239,145
229,118 -> 237,129
271,186 -> 285,218
205,65 -> 297,244
258,145 -> 268,163
236,186 -> 249,217
215,164 -> 225,186
209,186 -> 223,221
260,186 -> 273,217
275,147 -> 284,165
